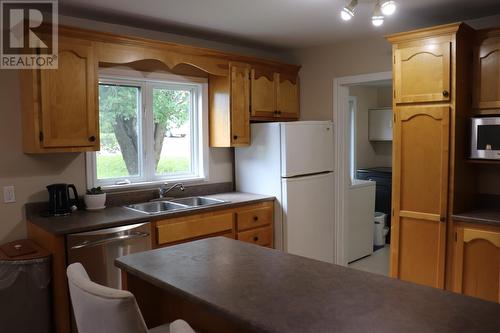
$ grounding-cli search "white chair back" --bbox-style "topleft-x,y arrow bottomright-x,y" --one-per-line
67,262 -> 149,333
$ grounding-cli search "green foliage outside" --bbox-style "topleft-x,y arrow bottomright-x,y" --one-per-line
97,154 -> 189,179
97,83 -> 191,179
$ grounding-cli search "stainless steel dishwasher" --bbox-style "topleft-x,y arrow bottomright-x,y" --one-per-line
67,222 -> 151,289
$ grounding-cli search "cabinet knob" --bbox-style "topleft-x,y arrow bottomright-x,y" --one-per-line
440,216 -> 446,223
253,236 -> 259,242
278,110 -> 282,115
274,110 -> 278,115
442,90 -> 449,98
89,136 -> 96,142
233,135 -> 238,140
253,216 -> 259,221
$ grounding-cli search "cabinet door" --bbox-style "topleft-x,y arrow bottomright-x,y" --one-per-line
277,75 -> 300,119
394,41 -> 451,104
250,69 -> 276,118
369,108 -> 393,141
391,106 -> 450,288
230,65 -> 250,146
473,37 -> 500,109
454,226 -> 500,303
40,38 -> 98,148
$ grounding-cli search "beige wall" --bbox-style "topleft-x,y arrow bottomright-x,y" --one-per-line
288,35 -> 393,121
0,15 -> 287,244
350,85 -> 393,169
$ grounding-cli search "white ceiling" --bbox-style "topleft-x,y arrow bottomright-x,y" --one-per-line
59,0 -> 500,50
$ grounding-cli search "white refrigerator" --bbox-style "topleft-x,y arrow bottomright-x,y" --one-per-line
235,121 -> 335,263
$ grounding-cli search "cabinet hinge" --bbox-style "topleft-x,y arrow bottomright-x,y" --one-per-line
393,55 -> 395,64
39,131 -> 44,142
454,232 -> 457,242
393,113 -> 396,123
392,208 -> 394,217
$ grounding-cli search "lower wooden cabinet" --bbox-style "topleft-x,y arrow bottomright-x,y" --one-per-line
155,211 -> 234,246
237,226 -> 273,248
152,200 -> 274,249
236,201 -> 274,248
453,224 -> 500,303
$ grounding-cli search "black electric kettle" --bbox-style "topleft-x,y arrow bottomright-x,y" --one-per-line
46,184 -> 79,216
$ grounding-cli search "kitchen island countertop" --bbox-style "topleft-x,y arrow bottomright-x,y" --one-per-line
116,237 -> 500,333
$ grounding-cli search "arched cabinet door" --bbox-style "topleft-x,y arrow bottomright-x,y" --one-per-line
277,75 -> 300,119
474,36 -> 500,110
453,226 -> 500,303
40,38 -> 98,148
250,69 -> 276,118
391,106 -> 450,288
394,41 -> 451,104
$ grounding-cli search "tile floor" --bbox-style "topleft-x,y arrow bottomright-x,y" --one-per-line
348,245 -> 390,276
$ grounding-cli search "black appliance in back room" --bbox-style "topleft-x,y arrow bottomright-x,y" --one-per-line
356,167 -> 392,244
46,184 -> 79,216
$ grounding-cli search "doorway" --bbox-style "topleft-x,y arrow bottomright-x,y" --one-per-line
333,72 -> 393,276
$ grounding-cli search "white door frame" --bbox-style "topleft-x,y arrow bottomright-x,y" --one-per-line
332,71 -> 392,266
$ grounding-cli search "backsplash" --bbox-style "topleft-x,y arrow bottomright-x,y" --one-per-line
25,182 -> 233,215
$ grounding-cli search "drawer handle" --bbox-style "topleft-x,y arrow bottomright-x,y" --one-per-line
442,90 -> 449,98
253,216 -> 259,222
233,135 -> 238,140
253,236 -> 259,242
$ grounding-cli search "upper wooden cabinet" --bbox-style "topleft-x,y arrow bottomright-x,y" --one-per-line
209,64 -> 251,147
21,37 -> 99,153
394,39 -> 451,104
453,224 -> 500,303
473,30 -> 500,110
250,69 -> 300,120
391,106 -> 450,288
250,69 -> 276,118
277,74 -> 300,119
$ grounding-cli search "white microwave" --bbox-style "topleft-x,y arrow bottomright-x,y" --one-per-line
471,117 -> 500,160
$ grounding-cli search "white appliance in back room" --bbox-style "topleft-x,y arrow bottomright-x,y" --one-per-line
235,121 -> 335,263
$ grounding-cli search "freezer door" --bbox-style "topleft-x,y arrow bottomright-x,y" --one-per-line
281,121 -> 334,177
281,172 -> 335,263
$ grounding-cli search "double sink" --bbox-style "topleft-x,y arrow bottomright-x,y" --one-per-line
125,196 -> 227,215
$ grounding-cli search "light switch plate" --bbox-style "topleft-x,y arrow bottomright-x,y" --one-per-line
3,186 -> 16,203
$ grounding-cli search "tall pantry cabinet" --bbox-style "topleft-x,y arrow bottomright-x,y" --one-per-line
387,23 -> 476,289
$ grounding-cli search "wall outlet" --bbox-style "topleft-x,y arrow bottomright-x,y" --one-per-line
3,186 -> 16,203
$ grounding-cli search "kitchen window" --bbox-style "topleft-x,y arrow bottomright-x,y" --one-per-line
86,70 -> 208,188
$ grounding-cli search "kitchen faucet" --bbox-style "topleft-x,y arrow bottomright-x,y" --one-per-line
159,183 -> 185,199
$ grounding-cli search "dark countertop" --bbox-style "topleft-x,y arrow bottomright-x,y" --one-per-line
357,167 -> 392,174
452,208 -> 500,227
27,192 -> 274,235
116,237 -> 500,333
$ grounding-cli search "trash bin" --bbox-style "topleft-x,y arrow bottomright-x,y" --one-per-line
0,239 -> 52,333
374,212 -> 389,247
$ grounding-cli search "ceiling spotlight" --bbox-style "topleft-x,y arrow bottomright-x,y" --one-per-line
372,1 -> 384,27
381,0 -> 397,16
341,0 -> 358,21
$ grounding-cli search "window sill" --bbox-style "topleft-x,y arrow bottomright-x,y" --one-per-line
100,176 -> 208,193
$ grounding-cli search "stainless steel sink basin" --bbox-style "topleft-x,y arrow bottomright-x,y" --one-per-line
124,196 -> 228,215
169,196 -> 227,207
125,201 -> 188,215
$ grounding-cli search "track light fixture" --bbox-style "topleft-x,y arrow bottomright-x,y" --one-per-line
381,0 -> 396,16
339,0 -> 397,27
372,1 -> 384,27
341,0 -> 358,21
